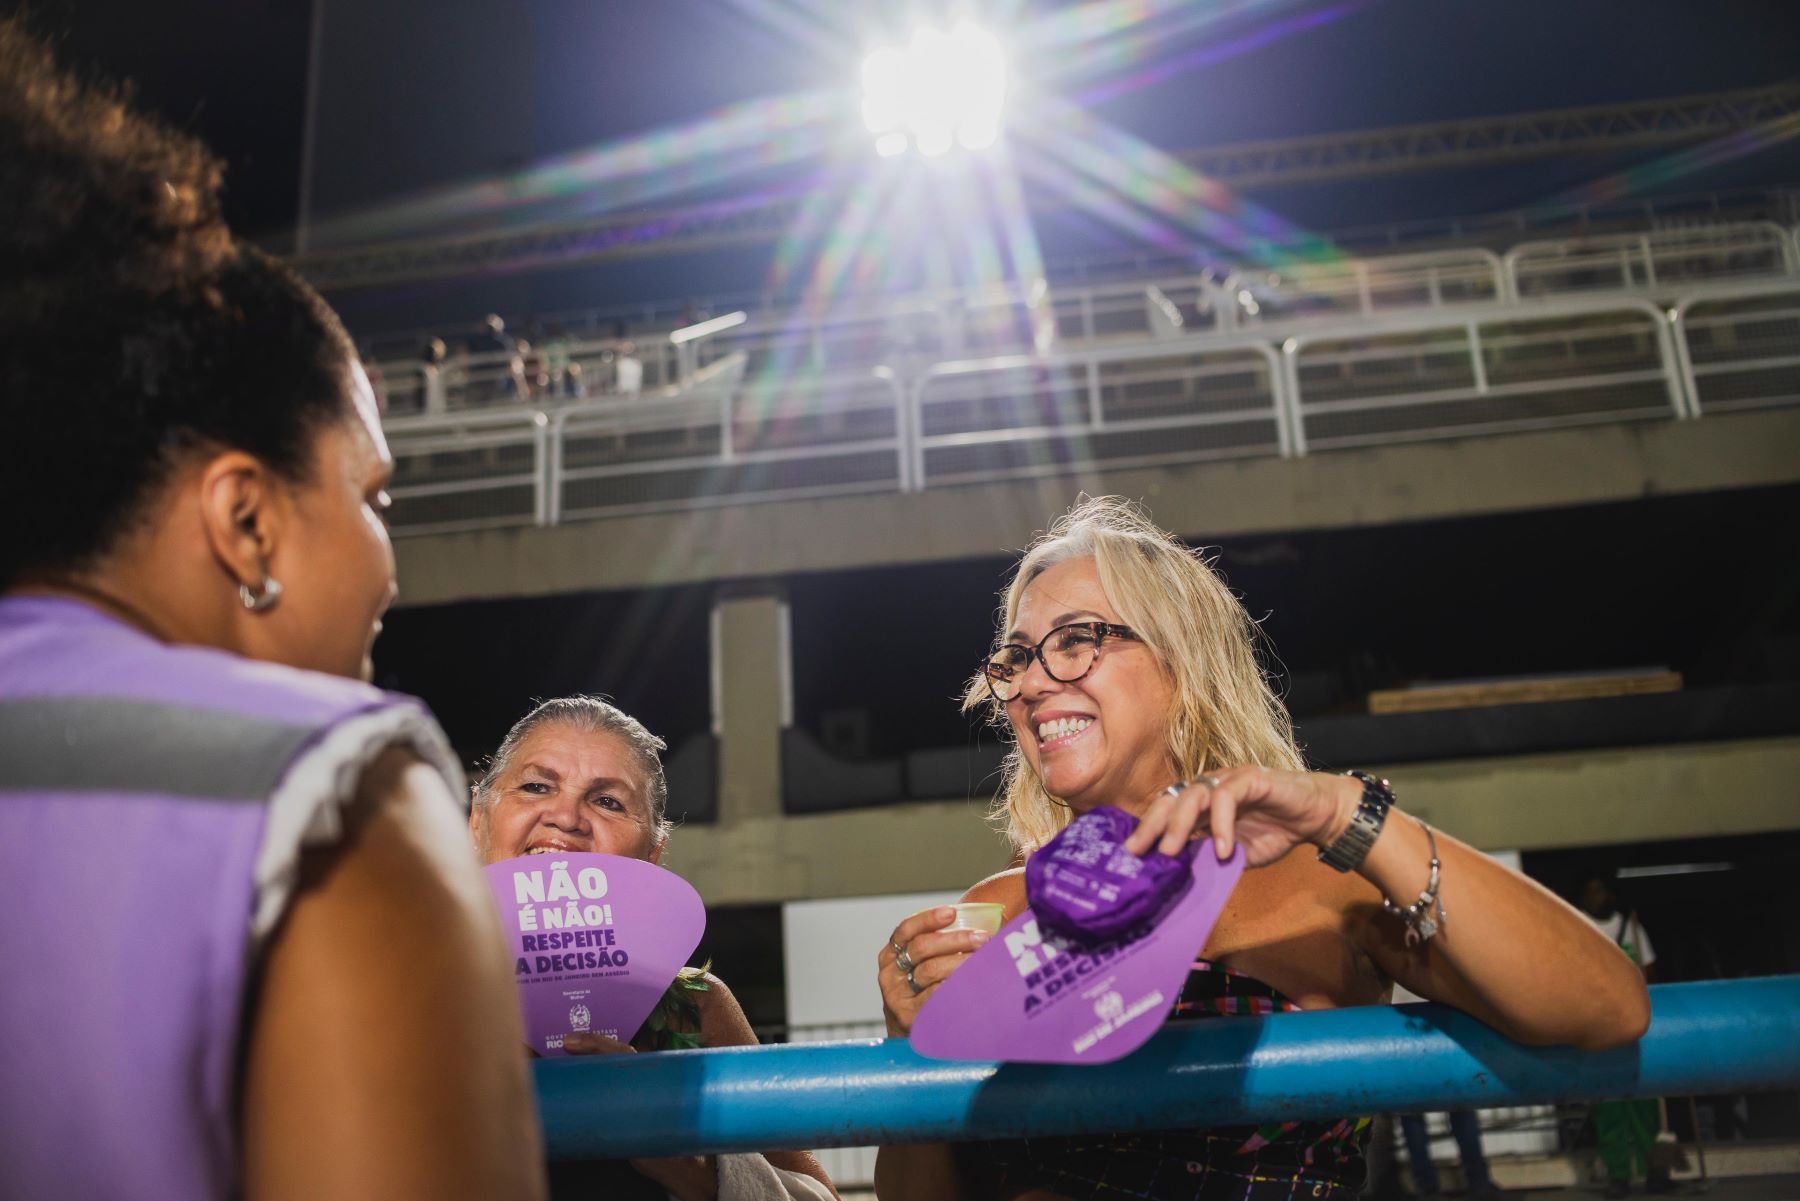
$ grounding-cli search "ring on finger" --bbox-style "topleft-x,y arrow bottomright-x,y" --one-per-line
888,938 -> 907,958
905,967 -> 923,994
1163,774 -> 1223,801
895,946 -> 916,975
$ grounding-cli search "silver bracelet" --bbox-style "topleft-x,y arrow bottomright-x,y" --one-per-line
1381,816 -> 1447,945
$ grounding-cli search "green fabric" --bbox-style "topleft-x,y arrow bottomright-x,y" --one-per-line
635,963 -> 711,1052
1595,1098 -> 1658,1181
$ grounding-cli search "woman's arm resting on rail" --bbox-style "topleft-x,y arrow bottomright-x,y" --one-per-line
1127,767 -> 1650,1050
629,973 -> 840,1201
559,1031 -> 724,1201
241,747 -> 546,1201
559,974 -> 838,1201
872,876 -> 1015,1201
1348,797 -> 1650,1049
701,975 -> 839,1199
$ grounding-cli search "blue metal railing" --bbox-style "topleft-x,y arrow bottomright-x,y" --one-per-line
534,976 -> 1800,1160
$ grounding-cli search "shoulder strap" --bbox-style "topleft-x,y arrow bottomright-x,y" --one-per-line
0,695 -> 319,802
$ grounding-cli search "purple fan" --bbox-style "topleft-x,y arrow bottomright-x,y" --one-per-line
1026,805 -> 1197,942
484,853 -> 705,1057
913,838 -> 1245,1065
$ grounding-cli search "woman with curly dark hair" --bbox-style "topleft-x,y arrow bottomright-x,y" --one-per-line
0,21 -> 544,1201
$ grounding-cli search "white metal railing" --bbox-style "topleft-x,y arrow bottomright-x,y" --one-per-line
376,332 -> 688,417
1509,222 -> 1799,300
347,185 -> 1800,361
385,407 -> 551,535
675,271 -> 1235,381
368,224 -> 1800,410
1671,279 -> 1800,418
546,357 -> 908,523
380,281 -> 1799,537
1282,296 -> 1686,453
911,335 -> 1287,490
1228,247 -> 1510,324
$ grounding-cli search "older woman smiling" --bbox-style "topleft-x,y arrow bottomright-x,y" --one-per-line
874,498 -> 1650,1201
472,697 -> 837,1201
471,697 -> 674,866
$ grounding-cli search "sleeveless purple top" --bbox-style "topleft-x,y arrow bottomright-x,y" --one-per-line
0,596 -> 463,1201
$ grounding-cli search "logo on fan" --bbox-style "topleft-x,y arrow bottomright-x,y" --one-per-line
568,1004 -> 592,1031
1093,991 -> 1124,1022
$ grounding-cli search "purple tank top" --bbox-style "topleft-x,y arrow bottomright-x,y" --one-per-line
0,595 -> 463,1201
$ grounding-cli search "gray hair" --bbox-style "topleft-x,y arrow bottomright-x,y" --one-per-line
474,696 -> 672,845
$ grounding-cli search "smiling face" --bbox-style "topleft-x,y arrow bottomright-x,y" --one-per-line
469,721 -> 665,865
1003,555 -> 1177,815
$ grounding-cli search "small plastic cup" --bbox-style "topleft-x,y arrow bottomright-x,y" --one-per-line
931,902 -> 1004,934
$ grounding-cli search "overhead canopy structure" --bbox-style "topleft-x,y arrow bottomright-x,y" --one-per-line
298,82 -> 1800,292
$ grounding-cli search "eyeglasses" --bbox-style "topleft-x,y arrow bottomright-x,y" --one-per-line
980,622 -> 1139,702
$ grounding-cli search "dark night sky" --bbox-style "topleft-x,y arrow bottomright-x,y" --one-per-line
5,0 -> 312,239
12,0 -> 1800,244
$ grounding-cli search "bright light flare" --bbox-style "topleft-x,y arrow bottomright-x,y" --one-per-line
860,23 -> 1007,158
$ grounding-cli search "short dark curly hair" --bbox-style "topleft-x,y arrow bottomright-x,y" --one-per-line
0,18 -> 359,589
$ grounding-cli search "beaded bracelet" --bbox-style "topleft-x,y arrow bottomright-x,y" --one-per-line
1381,815 -> 1447,945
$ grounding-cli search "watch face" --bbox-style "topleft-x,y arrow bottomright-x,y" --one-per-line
1347,770 -> 1393,807
1320,790 -> 1386,872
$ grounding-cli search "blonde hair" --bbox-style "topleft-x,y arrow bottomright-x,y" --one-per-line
964,496 -> 1303,854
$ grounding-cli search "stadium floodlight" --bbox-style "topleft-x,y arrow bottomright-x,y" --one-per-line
860,23 -> 1006,158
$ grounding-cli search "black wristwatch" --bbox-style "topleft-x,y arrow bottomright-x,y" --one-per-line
1317,770 -> 1394,873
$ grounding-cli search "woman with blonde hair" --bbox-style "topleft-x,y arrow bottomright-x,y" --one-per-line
874,496 -> 1650,1201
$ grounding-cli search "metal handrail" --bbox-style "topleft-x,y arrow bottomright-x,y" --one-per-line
385,407 -> 553,529
379,282 -> 1800,536
1225,247 -> 1511,320
365,228 -> 1789,391
911,332 -> 1291,487
533,976 -> 1800,1160
343,186 -> 1800,361
540,361 -> 907,522
1669,278 -> 1800,419
1278,295 -> 1687,453
1506,222 -> 1799,299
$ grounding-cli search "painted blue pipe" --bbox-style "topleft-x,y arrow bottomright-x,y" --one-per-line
534,975 -> 1800,1160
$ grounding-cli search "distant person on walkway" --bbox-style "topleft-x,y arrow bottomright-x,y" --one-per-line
470,311 -> 518,358
470,313 -> 527,402
538,321 -> 573,396
419,336 -> 449,415
564,359 -> 589,399
1581,875 -> 1671,1198
615,339 -> 644,396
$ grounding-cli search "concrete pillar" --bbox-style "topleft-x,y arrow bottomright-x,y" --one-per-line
713,592 -> 787,825
666,592 -> 813,902
671,590 -> 1013,905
